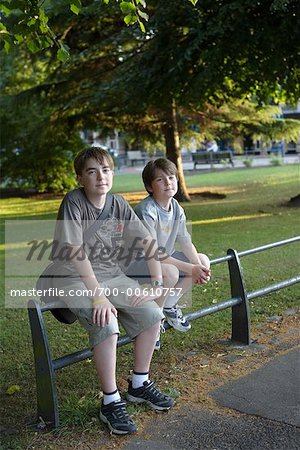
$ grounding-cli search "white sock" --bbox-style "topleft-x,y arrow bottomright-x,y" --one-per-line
164,291 -> 183,309
103,389 -> 121,405
132,371 -> 149,389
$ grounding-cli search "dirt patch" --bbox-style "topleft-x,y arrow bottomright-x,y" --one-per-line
1,189 -> 227,203
189,191 -> 226,200
124,188 -> 229,204
284,194 -> 300,207
0,188 -> 62,200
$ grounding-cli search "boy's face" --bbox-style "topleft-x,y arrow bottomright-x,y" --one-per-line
148,168 -> 178,201
77,157 -> 113,199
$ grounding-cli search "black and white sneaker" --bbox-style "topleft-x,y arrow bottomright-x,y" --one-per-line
163,306 -> 191,332
100,400 -> 137,435
126,380 -> 175,411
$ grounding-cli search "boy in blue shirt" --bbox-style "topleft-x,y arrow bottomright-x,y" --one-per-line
126,158 -> 211,340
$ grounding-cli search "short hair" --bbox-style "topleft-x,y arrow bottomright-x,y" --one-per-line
142,158 -> 178,195
74,147 -> 114,175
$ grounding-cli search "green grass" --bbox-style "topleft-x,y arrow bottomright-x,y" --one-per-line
0,164 -> 300,449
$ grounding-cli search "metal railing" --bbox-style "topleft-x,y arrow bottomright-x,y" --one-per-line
27,236 -> 300,429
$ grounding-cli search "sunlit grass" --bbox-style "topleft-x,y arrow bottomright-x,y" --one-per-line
1,165 -> 299,217
192,212 -> 273,225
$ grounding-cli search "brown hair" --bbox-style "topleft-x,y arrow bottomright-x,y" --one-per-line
142,158 -> 178,195
74,147 -> 114,175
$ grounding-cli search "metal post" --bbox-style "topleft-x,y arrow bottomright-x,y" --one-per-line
28,300 -> 59,429
227,249 -> 251,344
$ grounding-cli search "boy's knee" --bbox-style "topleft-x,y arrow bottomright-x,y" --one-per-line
199,253 -> 210,268
162,264 -> 179,287
88,317 -> 120,349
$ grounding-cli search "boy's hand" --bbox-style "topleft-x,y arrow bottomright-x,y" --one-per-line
92,299 -> 118,327
192,264 -> 211,284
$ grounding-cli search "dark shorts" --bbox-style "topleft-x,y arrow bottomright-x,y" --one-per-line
125,251 -> 190,284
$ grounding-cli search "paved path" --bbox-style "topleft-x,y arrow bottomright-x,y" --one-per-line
211,348 -> 300,428
116,155 -> 299,175
123,406 -> 299,450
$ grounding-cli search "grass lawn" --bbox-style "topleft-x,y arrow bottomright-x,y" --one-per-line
0,164 -> 299,449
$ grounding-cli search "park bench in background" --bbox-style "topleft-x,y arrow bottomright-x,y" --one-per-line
192,150 -> 234,169
114,154 -> 127,170
127,150 -> 147,166
27,237 -> 300,430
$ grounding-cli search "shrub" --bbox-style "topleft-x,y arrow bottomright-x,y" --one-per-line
270,155 -> 284,166
243,158 -> 253,168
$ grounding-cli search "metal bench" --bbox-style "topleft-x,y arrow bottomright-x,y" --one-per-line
192,151 -> 234,169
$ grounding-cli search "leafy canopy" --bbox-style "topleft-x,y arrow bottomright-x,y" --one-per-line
0,0 -> 198,60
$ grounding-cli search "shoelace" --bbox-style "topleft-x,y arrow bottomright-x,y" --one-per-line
175,307 -> 184,320
145,381 -> 168,400
175,303 -> 189,320
111,401 -> 131,421
160,319 -> 166,333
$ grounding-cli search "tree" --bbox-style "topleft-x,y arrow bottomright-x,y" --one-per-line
1,0 -> 300,197
0,99 -> 84,192
109,0 -> 300,199
0,50 -> 84,192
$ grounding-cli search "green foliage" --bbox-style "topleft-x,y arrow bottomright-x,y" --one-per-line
243,158 -> 253,168
0,0 -> 151,57
0,95 -> 84,192
0,0 -> 70,59
1,0 -> 299,196
1,137 -> 82,193
193,101 -> 300,143
269,155 -> 284,166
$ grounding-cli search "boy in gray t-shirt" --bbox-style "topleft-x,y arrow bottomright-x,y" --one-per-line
52,148 -> 174,435
126,158 -> 211,338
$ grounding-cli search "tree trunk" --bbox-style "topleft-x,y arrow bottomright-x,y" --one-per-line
163,99 -> 191,202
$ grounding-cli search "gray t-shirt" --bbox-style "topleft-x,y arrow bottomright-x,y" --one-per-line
134,196 -> 192,255
52,188 -> 149,280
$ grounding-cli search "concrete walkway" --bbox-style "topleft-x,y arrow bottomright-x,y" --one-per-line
123,406 -> 299,450
211,348 -> 300,427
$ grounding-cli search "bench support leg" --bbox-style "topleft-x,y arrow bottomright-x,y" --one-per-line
28,300 -> 59,429
227,249 -> 251,344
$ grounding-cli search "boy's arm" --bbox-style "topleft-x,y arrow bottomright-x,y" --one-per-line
69,245 -> 117,327
142,235 -> 163,285
176,205 -> 211,283
161,253 -> 209,284
180,241 -> 211,283
181,241 -> 210,267
157,244 -> 210,284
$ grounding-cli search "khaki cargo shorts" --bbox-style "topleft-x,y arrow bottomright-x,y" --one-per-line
56,274 -> 163,348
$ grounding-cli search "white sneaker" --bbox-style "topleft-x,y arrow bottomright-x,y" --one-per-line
154,320 -> 166,351
163,306 -> 191,332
